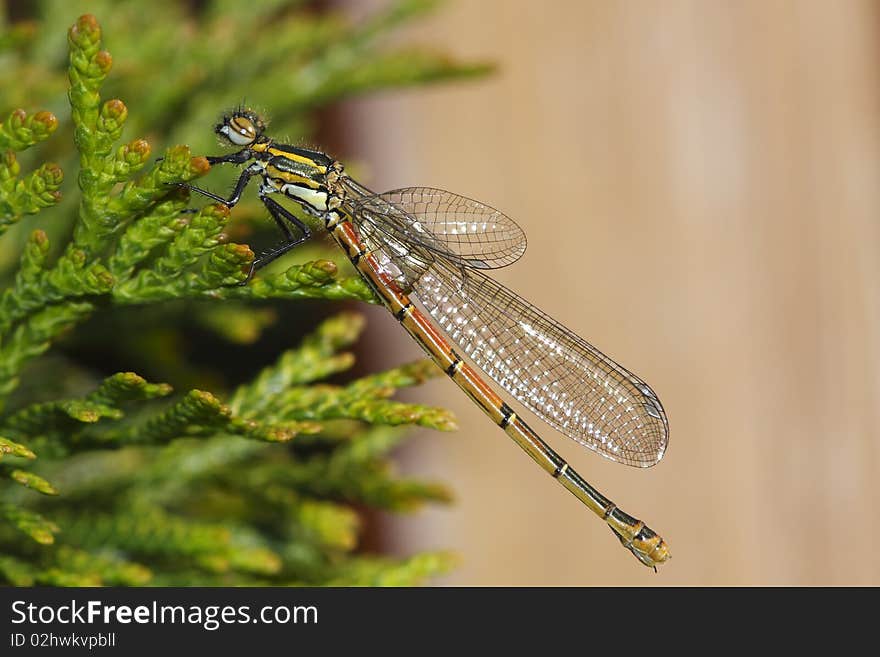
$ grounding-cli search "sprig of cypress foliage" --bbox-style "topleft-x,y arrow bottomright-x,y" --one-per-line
0,2 -> 489,586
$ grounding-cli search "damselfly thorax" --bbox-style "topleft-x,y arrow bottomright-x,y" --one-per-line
181,108 -> 670,569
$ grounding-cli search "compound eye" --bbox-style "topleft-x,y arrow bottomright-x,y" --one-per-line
226,116 -> 256,145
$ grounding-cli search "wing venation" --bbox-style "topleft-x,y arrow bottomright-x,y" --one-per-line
410,258 -> 668,467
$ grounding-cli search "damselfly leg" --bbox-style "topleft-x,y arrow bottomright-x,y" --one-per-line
179,168 -> 312,283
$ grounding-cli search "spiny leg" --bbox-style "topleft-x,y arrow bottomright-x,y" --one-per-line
177,169 -> 254,208
205,150 -> 253,166
241,194 -> 313,284
155,149 -> 251,166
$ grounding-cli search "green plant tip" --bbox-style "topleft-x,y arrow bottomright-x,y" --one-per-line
2,109 -> 59,149
218,242 -> 254,265
204,204 -> 230,220
40,163 -> 64,186
92,268 -> 115,290
284,259 -> 336,283
98,99 -> 127,134
123,139 -> 151,165
0,437 -> 36,460
11,470 -> 59,495
234,244 -> 255,258
189,389 -> 226,413
95,50 -> 113,74
190,156 -> 211,176
9,109 -> 27,128
68,249 -> 87,267
31,230 -> 49,248
33,111 -> 58,131
156,146 -> 206,181
68,14 -> 102,51
101,99 -> 126,120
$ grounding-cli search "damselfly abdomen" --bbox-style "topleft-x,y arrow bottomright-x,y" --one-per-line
181,108 -> 671,569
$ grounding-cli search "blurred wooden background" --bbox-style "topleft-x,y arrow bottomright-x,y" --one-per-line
341,0 -> 880,584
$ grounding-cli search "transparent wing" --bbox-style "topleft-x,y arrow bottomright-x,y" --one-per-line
353,187 -> 527,270
410,258 -> 668,467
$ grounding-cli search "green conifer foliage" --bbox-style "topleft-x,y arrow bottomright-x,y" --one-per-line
0,2 -> 490,586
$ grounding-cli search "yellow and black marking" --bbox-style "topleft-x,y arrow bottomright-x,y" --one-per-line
263,142 -> 332,172
350,248 -> 368,267
499,402 -> 516,428
263,154 -> 326,189
395,302 -> 414,322
445,351 -> 463,377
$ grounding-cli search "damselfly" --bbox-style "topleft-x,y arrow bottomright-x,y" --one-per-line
181,109 -> 670,569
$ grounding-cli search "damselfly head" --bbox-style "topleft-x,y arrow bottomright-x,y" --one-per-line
215,109 -> 266,147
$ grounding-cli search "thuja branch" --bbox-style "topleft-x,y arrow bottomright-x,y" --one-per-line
0,4 -> 487,586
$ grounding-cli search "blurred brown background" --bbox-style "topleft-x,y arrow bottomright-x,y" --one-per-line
341,0 -> 880,585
